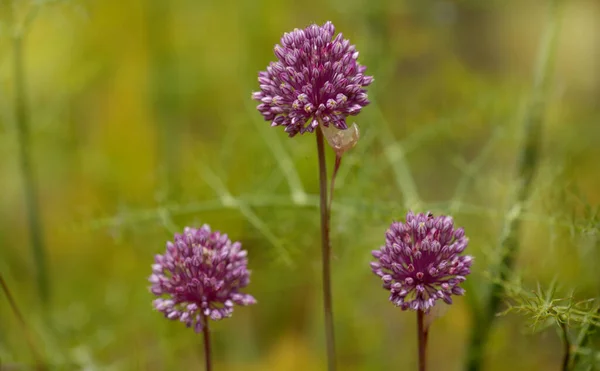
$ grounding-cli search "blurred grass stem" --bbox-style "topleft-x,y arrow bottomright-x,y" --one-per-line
10,4 -> 50,305
417,310 -> 427,371
316,128 -> 336,371
202,315 -> 212,371
0,273 -> 47,370
147,0 -> 180,199
465,1 -> 561,370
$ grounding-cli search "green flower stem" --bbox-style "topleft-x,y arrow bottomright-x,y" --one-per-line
417,310 -> 427,371
202,314 -> 212,371
328,154 -> 342,212
316,128 -> 337,371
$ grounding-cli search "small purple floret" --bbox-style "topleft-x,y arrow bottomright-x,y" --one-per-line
150,225 -> 256,332
370,211 -> 474,312
253,21 -> 373,137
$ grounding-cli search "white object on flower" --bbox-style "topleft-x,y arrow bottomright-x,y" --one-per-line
321,122 -> 360,156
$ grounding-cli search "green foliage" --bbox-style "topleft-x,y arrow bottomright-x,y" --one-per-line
498,278 -> 600,333
1,0 -> 599,370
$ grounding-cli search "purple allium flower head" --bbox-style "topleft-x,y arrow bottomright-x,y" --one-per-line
252,21 -> 373,137
149,225 -> 256,332
370,211 -> 473,312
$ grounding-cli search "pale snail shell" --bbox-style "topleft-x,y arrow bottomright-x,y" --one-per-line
321,122 -> 360,156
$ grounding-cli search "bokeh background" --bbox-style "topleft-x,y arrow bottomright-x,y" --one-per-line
1,0 -> 599,370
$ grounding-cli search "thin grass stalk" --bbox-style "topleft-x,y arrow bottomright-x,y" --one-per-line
0,273 -> 47,370
465,1 -> 561,369
11,9 -> 50,305
316,128 -> 336,371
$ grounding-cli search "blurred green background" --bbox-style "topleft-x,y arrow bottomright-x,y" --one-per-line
1,0 -> 599,370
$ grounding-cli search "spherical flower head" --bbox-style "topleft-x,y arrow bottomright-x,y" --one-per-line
252,21 -> 373,137
370,211 -> 473,313
149,225 -> 256,332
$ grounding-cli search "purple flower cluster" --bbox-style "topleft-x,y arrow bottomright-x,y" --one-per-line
253,21 -> 373,137
150,225 -> 256,332
370,212 -> 473,312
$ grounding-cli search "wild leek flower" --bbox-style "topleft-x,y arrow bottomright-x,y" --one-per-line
252,21 -> 373,137
149,225 -> 256,333
370,211 -> 473,312
252,21 -> 372,371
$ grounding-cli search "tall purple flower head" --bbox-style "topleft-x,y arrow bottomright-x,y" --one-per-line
149,225 -> 256,332
370,212 -> 473,313
252,21 -> 373,137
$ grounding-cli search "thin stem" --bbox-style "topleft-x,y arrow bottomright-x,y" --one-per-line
316,128 -> 336,371
202,315 -> 212,371
559,320 -> 571,371
417,310 -> 427,371
12,22 -> 49,305
328,154 -> 342,212
0,273 -> 47,370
